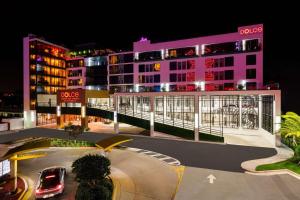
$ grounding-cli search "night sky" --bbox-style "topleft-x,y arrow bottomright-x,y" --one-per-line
0,1 -> 299,113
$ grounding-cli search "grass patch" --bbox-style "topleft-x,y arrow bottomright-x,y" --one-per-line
50,138 -> 96,147
256,160 -> 300,175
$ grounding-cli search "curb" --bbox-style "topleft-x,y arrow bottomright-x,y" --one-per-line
18,176 -> 28,200
111,176 -> 120,200
172,165 -> 185,200
241,146 -> 294,172
49,146 -> 96,150
245,169 -> 300,180
241,146 -> 300,179
120,132 -> 225,145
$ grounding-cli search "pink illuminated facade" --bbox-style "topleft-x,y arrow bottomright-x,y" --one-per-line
108,24 -> 263,93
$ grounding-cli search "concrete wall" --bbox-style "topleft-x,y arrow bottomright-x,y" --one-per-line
23,110 -> 36,129
2,118 -> 24,130
0,123 -> 8,132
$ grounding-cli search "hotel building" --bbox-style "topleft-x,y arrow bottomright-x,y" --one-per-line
23,35 -> 112,128
108,52 -> 134,93
23,24 -> 282,146
108,24 -> 263,93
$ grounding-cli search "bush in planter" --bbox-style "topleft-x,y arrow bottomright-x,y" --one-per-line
281,112 -> 300,148
75,180 -> 112,200
72,154 -> 113,200
290,145 -> 300,165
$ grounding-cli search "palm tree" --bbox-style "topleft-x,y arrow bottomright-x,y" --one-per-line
72,154 -> 113,200
281,112 -> 300,147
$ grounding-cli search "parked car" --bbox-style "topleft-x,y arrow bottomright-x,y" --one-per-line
35,167 -> 66,199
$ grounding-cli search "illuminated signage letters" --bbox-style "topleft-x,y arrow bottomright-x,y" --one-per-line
239,26 -> 263,35
58,90 -> 82,103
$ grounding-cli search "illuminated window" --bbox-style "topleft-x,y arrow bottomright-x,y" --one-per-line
187,60 -> 195,69
205,58 -> 214,68
30,64 -> 36,70
30,100 -> 36,106
169,50 -> 177,58
44,49 -> 49,53
30,54 -> 36,60
205,84 -> 216,91
187,72 -> 195,82
187,84 -> 195,91
224,83 -> 234,91
30,86 -> 36,92
154,63 -> 160,71
205,72 -> 214,81
51,48 -> 59,57
109,55 -> 118,64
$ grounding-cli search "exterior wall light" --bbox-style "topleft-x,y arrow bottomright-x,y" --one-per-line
135,84 -> 139,93
57,106 -> 61,117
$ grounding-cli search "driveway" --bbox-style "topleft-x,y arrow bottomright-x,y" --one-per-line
0,128 -> 277,172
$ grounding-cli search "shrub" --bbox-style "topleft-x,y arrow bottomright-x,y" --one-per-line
75,181 -> 112,200
72,154 -> 111,183
72,155 -> 113,200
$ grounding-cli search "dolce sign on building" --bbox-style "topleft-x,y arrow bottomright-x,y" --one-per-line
57,89 -> 84,103
238,24 -> 263,35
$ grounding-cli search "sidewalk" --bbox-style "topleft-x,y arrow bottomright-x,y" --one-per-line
0,176 -> 26,200
241,145 -> 294,172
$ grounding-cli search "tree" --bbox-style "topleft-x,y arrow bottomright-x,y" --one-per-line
281,112 -> 300,147
72,154 -> 111,184
72,154 -> 113,200
75,182 -> 112,200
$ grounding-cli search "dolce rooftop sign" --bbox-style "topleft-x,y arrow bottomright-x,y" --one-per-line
239,25 -> 263,35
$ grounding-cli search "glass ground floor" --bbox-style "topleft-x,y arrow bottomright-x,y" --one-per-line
34,90 -> 280,142
37,113 -> 105,127
114,90 -> 280,137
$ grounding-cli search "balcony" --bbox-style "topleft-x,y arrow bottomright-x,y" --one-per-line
165,54 -> 199,60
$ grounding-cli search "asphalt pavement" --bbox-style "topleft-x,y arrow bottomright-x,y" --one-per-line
18,148 -> 178,200
0,128 -> 276,172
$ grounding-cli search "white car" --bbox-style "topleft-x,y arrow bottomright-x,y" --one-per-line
35,167 -> 66,199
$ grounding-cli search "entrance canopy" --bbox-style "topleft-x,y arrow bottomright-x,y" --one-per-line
1,138 -> 50,160
95,135 -> 133,152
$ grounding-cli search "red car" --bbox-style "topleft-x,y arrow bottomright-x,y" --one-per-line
35,167 -> 66,199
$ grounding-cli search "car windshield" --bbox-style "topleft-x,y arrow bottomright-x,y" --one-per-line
39,168 -> 61,189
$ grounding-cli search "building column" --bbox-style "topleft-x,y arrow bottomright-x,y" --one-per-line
239,96 -> 242,129
9,156 -> 18,192
194,95 -> 199,141
163,96 -> 167,123
81,105 -> 88,128
258,95 -> 262,129
274,93 -> 282,147
199,95 -> 202,127
56,105 -> 63,128
113,96 -> 119,134
150,96 -> 155,137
